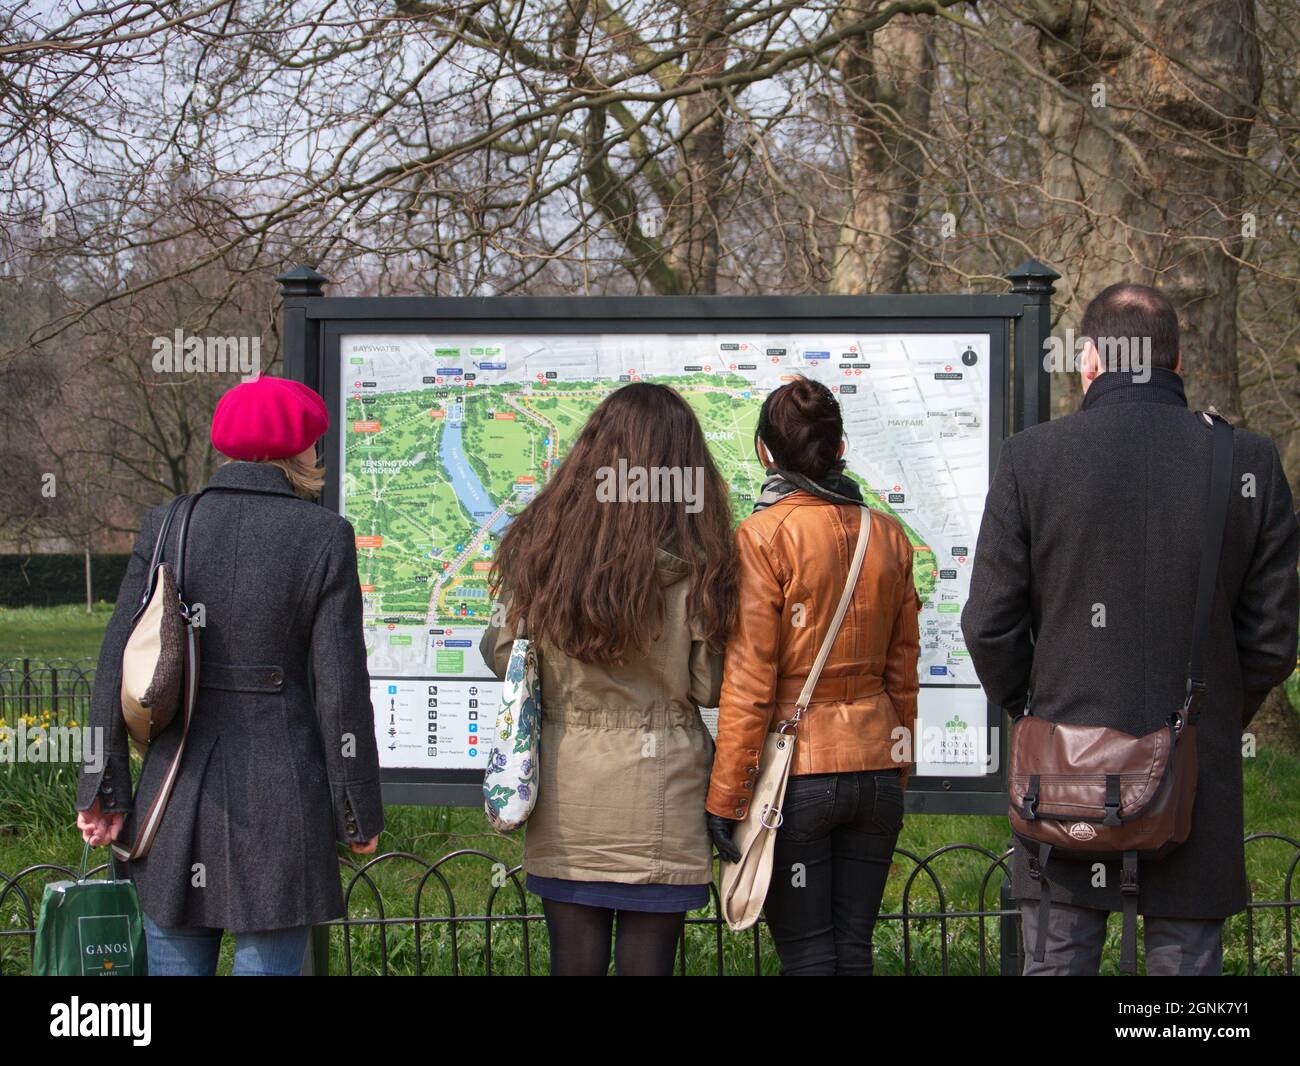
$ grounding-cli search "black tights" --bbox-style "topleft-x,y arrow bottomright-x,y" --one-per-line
541,899 -> 684,976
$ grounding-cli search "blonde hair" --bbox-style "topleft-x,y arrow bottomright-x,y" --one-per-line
222,453 -> 325,499
267,452 -> 326,499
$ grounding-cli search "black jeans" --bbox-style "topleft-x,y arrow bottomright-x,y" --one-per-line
762,769 -> 904,976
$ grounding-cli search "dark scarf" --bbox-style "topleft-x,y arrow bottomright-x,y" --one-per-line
752,465 -> 864,512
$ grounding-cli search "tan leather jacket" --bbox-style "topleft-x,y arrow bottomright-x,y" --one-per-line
705,494 -> 921,820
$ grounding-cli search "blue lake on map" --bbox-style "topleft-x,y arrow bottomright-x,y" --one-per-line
440,401 -> 511,536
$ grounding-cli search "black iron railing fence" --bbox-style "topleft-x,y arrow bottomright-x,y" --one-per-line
0,658 -> 96,730
2,838 -> 1296,976
1,659 -> 1296,975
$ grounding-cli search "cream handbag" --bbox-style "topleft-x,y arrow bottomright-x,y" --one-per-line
720,505 -> 873,931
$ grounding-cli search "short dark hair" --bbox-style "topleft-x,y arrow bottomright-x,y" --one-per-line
755,376 -> 843,478
1080,283 -> 1180,372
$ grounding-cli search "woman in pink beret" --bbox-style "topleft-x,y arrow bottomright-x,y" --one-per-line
75,375 -> 384,976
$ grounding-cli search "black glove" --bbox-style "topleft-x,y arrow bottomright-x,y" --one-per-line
707,814 -> 742,864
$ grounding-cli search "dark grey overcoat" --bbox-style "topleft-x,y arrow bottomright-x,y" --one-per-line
962,368 -> 1298,919
76,460 -> 384,932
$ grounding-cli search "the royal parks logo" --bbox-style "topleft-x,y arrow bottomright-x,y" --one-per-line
78,914 -> 135,975
944,715 -> 968,733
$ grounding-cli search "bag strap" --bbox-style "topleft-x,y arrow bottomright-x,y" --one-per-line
171,490 -> 205,601
132,494 -> 191,622
1183,414 -> 1233,721
111,616 -> 200,864
788,506 -> 872,728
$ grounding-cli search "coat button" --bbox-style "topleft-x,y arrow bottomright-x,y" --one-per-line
100,785 -> 113,796
269,670 -> 283,686
746,766 -> 759,777
742,780 -> 754,790
733,806 -> 745,818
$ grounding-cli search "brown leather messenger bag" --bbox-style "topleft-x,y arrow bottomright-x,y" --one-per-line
1007,412 -> 1233,974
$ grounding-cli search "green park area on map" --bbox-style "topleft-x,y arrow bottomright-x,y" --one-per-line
343,375 -> 936,635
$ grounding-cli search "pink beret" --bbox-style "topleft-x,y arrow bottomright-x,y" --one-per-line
210,377 -> 329,461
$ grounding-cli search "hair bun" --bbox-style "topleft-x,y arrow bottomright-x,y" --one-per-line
754,376 -> 844,479
787,378 -> 823,415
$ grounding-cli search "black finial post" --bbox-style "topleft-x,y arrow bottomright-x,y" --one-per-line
1006,260 -> 1060,431
277,265 -> 329,300
277,266 -> 329,388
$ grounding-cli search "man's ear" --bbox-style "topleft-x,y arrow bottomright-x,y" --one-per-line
756,440 -> 772,467
837,439 -> 846,460
1173,351 -> 1183,374
1080,338 -> 1101,383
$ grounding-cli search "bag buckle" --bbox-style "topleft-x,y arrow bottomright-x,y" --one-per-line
760,804 -> 784,830
1021,774 -> 1040,820
1120,864 -> 1140,896
1182,679 -> 1206,719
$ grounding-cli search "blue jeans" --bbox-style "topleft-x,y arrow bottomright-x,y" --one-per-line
143,913 -> 311,976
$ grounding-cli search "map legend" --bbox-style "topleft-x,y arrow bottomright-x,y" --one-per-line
374,679 -> 499,771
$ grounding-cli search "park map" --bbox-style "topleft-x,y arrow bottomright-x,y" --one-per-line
339,331 -> 992,774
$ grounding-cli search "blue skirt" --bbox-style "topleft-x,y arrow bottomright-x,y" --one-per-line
527,874 -> 710,913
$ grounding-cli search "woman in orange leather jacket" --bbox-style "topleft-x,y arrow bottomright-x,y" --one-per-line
707,376 -> 920,976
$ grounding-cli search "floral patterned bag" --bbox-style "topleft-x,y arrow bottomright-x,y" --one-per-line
483,637 -> 542,832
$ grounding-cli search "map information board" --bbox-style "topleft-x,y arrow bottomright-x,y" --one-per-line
339,331 -> 994,778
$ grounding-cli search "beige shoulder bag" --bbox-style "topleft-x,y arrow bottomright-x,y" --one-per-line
720,504 -> 873,931
116,491 -> 203,861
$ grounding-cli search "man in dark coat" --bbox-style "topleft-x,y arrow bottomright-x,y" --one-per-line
76,378 -> 384,973
962,283 -> 1298,975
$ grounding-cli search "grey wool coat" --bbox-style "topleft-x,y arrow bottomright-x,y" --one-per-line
962,368 -> 1298,919
76,460 -> 384,932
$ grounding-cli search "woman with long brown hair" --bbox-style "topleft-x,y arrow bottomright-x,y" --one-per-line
480,381 -> 737,976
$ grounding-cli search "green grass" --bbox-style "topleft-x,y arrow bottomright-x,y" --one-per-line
1,606 -> 1297,976
3,755 -> 1297,976
0,603 -> 113,662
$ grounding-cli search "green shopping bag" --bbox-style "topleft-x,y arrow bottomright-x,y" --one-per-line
32,842 -> 148,976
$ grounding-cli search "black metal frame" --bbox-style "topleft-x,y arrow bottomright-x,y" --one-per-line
276,262 -> 1060,815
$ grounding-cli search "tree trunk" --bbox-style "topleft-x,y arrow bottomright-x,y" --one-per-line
84,546 -> 92,615
663,0 -> 730,295
831,8 -> 935,294
1032,1 -> 1263,419
1250,686 -> 1300,756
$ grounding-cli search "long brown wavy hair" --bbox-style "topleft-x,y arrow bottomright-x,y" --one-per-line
490,382 -> 738,664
